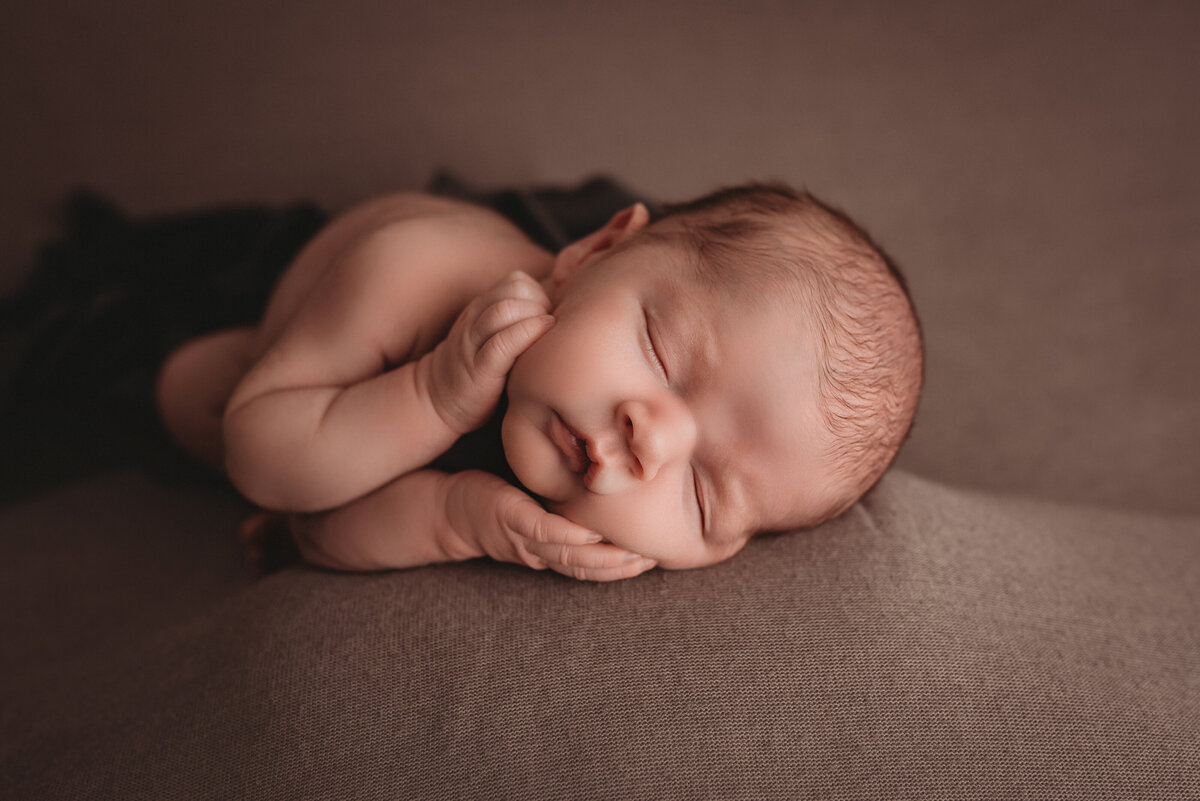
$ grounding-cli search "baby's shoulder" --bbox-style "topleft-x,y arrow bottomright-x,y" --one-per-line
351,192 -> 553,290
318,193 -> 551,304
297,193 -> 554,360
356,192 -> 551,259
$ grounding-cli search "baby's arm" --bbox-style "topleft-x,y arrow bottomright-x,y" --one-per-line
223,207 -> 553,512
288,468 -> 657,581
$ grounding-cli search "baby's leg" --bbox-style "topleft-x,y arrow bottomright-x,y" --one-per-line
153,199 -> 375,474
156,327 -> 257,472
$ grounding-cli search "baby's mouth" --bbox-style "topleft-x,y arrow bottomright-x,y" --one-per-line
551,412 -> 591,474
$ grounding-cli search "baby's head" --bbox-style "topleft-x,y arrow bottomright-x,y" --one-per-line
502,182 -> 923,569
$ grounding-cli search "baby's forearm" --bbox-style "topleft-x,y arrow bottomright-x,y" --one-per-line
288,469 -> 481,571
224,355 -> 457,512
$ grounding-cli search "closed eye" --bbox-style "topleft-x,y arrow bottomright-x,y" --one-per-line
692,466 -> 706,535
642,308 -> 669,382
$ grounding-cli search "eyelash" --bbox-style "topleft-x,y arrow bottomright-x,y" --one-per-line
692,467 -> 706,533
642,309 -> 669,382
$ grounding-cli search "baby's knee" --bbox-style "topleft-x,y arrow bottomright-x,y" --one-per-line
155,339 -> 198,427
157,329 -> 256,410
156,328 -> 257,468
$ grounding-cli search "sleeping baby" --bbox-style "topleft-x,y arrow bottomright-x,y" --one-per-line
156,182 -> 923,580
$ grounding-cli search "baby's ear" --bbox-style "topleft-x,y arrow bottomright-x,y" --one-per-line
552,203 -> 651,284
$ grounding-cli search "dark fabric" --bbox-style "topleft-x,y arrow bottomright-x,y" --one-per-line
3,470 -> 1197,799
0,175 -> 649,506
0,191 -> 328,503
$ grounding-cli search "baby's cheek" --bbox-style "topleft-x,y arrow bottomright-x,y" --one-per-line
501,408 -> 571,503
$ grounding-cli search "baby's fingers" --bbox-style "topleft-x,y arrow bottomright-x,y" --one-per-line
482,270 -> 553,308
524,540 -> 657,582
545,560 -> 656,582
470,297 -> 551,346
474,314 -> 554,378
504,496 -> 603,546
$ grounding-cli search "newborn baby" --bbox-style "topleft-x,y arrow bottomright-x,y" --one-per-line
156,182 -> 923,580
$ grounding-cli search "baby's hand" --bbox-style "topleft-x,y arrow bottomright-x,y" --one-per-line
444,470 -> 657,582
423,270 -> 554,435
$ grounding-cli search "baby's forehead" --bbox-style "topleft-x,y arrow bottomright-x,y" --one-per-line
630,226 -> 810,312
635,250 -> 811,362
660,295 -> 836,538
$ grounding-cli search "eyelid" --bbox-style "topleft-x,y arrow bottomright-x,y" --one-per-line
692,465 -> 706,535
642,308 -> 669,382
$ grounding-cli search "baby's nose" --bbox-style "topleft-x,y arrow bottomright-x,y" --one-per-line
617,397 -> 696,482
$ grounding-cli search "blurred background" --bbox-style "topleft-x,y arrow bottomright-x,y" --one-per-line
2,0 -> 1197,513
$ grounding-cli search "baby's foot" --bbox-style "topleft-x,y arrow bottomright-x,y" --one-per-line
238,511 -> 300,576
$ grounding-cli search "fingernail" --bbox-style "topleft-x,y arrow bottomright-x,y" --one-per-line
640,558 -> 657,570
584,532 -> 603,543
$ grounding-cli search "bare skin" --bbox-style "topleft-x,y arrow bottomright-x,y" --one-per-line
160,191 -> 842,580
158,192 -> 656,581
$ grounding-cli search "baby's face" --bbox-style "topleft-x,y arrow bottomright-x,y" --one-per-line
503,232 -> 840,569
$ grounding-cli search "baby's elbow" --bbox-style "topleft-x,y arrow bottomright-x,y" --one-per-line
223,410 -> 291,510
224,425 -> 343,513
223,403 -> 349,513
224,439 -> 278,509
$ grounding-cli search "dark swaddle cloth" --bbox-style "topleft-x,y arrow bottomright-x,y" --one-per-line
0,173 -> 651,504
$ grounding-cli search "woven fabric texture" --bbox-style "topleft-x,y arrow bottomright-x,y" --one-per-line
3,470 -> 1197,799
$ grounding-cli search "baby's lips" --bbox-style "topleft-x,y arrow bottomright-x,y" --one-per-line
549,412 -> 590,473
